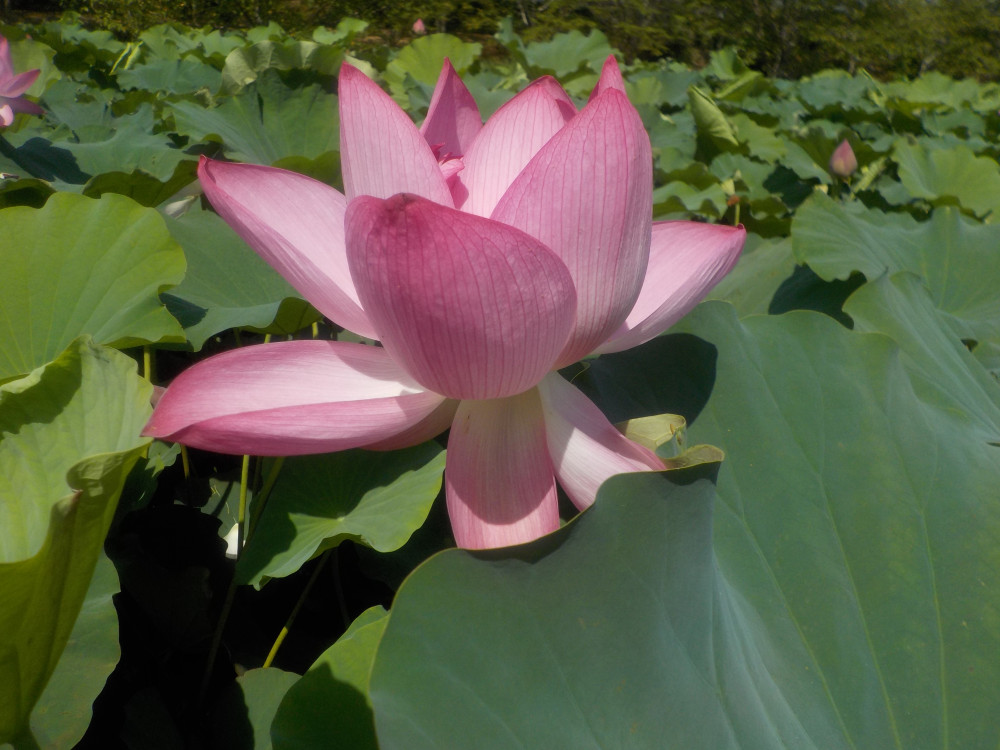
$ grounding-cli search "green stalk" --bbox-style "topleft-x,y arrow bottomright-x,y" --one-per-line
262,548 -> 332,668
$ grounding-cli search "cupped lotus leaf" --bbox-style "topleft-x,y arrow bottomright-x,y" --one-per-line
369,302 -> 1000,749
236,444 -> 446,587
163,206 -> 321,350
0,192 -> 186,382
171,70 -> 339,164
892,140 -> 1000,217
271,606 -> 388,750
793,193 -> 1000,349
0,337 -> 151,743
688,85 -> 740,150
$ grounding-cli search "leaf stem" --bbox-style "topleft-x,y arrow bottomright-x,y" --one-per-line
262,548 -> 332,668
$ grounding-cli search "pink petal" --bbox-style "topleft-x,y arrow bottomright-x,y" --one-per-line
492,87 -> 653,367
419,58 -> 482,159
589,55 -> 626,100
0,38 -> 12,80
198,157 -> 377,339
0,103 -> 12,127
5,96 -> 43,116
537,372 -> 663,511
338,64 -> 453,206
595,221 -> 746,354
446,389 -> 560,549
455,75 -> 576,216
0,68 -> 38,99
143,340 -> 451,455
346,194 -> 576,400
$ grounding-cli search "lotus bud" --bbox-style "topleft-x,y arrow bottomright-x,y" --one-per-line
829,139 -> 858,178
413,18 -> 426,34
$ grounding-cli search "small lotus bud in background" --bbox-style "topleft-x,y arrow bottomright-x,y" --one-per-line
829,139 -> 858,178
413,18 -> 426,34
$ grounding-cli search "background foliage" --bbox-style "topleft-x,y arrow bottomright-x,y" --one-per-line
4,0 -> 1000,80
1,7 -> 999,750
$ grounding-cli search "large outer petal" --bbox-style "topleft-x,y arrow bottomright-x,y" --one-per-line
455,76 -> 575,217
346,194 -> 577,400
339,64 -> 453,206
143,340 -> 452,455
4,95 -> 43,116
492,87 -> 653,367
0,68 -> 39,98
419,58 -> 481,159
538,372 -> 663,511
594,220 -> 746,355
446,390 -> 560,549
198,158 -> 377,338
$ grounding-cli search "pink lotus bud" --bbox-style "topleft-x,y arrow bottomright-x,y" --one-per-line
829,139 -> 858,178
413,18 -> 426,34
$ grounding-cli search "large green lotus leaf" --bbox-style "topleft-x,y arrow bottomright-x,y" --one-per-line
370,302 -> 1000,749
22,552 -> 121,749
520,28 -> 612,79
0,192 -> 186,382
844,273 -> 1000,441
236,443 -> 446,587
271,606 -> 387,750
792,193 -> 1000,348
170,69 -> 339,164
210,667 -> 300,750
384,34 -> 481,95
117,58 -> 222,95
23,91 -> 189,183
893,141 -> 1000,217
883,72 -> 986,111
163,206 -> 320,350
0,337 -> 151,744
221,40 -> 343,93
707,234 -> 796,315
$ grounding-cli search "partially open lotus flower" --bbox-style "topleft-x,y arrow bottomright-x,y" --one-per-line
0,35 -> 43,127
829,138 -> 858,178
144,57 -> 745,549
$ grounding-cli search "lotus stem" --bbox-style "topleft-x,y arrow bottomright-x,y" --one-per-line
262,548 -> 332,668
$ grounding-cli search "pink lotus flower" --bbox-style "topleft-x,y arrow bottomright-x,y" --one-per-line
829,138 -> 858,178
413,18 -> 426,34
0,35 -> 43,127
144,58 -> 745,549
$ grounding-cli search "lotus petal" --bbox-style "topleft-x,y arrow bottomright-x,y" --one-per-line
492,88 -> 652,366
456,76 -> 575,217
419,58 -> 482,159
339,64 -> 453,206
446,390 -> 559,549
198,157 -> 377,339
538,372 -> 663,510
596,220 -> 745,354
143,340 -> 448,455
346,194 -> 576,400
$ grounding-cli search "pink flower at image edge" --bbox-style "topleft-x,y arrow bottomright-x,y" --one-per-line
0,35 -> 43,127
143,57 -> 746,549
